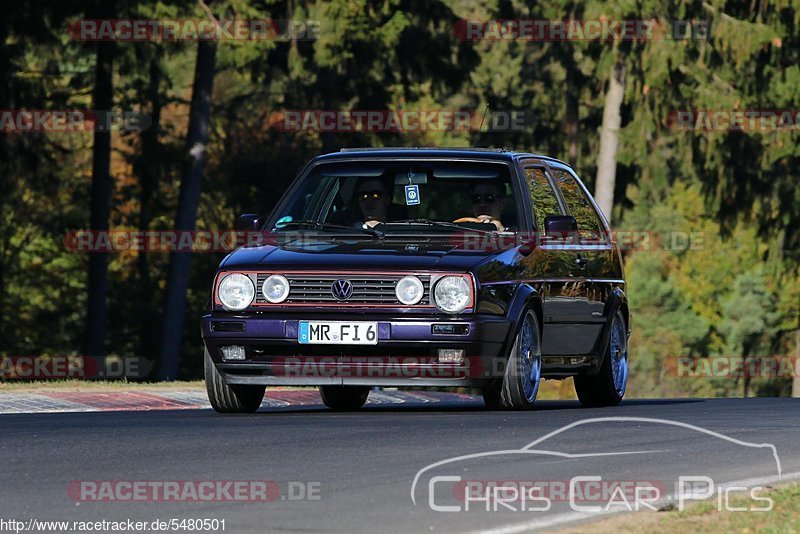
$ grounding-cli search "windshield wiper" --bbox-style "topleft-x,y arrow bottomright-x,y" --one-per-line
276,220 -> 384,239
386,219 -> 494,234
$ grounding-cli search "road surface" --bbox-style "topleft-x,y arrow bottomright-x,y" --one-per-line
1,397 -> 798,533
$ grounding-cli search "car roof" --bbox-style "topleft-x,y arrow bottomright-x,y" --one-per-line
310,147 -> 572,168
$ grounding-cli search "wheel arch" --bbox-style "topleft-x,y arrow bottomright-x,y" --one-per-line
591,287 -> 629,371
506,283 -> 544,345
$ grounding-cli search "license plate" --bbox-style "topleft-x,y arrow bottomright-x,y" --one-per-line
298,321 -> 378,345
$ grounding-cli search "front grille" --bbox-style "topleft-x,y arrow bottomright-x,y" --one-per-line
255,274 -> 431,306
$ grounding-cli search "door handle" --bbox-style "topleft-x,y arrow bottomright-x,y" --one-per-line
575,254 -> 589,268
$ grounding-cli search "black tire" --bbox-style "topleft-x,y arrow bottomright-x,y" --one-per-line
204,348 -> 265,413
575,310 -> 628,407
319,386 -> 370,411
482,309 -> 542,410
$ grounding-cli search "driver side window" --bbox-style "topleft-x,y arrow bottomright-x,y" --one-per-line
550,169 -> 608,244
524,167 -> 563,230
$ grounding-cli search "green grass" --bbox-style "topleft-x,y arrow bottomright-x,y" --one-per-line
564,483 -> 800,533
667,483 -> 800,533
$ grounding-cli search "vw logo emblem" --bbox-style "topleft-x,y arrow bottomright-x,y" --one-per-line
331,279 -> 354,300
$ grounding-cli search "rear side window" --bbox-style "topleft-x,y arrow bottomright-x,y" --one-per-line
550,169 -> 608,244
524,167 -> 562,229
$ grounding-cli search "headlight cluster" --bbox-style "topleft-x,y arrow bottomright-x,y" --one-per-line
216,272 -> 473,313
433,275 -> 472,314
395,274 -> 472,313
262,274 -> 289,303
217,273 -> 255,311
217,273 -> 290,310
395,275 -> 424,305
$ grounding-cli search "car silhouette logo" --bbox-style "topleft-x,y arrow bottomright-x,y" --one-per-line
331,279 -> 354,300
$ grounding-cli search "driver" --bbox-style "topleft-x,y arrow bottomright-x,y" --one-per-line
454,181 -> 506,231
355,178 -> 392,228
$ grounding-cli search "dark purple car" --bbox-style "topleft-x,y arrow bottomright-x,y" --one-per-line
202,148 -> 630,412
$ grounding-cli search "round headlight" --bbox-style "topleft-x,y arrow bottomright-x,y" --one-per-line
217,273 -> 255,311
262,274 -> 290,303
433,276 -> 472,314
395,275 -> 424,305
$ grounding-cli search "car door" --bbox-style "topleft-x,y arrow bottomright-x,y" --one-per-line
547,165 -> 617,352
518,161 -> 599,359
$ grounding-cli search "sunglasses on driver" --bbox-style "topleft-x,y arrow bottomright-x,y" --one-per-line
471,193 -> 498,203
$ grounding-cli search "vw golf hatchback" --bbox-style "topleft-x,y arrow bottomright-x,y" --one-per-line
202,148 -> 629,412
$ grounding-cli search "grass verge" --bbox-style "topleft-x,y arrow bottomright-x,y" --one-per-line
562,482 -> 800,533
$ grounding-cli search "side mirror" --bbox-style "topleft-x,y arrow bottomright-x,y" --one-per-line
237,213 -> 263,231
543,215 -> 578,241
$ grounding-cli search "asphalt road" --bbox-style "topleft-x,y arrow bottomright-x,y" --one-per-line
1,397 -> 799,533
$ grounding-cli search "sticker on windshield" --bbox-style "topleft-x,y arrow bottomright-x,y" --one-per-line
405,184 -> 420,206
275,215 -> 293,228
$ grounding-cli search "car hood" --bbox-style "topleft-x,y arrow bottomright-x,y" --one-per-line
219,235 -> 516,272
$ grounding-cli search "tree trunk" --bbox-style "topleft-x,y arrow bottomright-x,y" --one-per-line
156,39 -> 217,380
320,68 -> 340,153
136,48 -> 163,366
564,54 -> 579,164
84,33 -> 114,358
594,60 -> 625,223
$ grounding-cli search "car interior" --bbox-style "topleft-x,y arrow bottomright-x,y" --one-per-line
318,166 -> 520,231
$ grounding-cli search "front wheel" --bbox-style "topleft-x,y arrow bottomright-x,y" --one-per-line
482,309 -> 542,410
574,310 -> 628,407
204,348 -> 266,413
319,386 -> 370,411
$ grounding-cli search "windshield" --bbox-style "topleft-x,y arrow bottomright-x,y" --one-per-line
269,160 -> 520,233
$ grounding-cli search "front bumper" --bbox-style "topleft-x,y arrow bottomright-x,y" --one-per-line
201,312 -> 512,387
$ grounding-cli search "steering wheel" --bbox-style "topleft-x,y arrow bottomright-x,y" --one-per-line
453,216 -> 505,231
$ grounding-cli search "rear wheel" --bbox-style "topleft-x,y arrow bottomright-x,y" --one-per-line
482,309 -> 542,410
574,310 -> 628,407
319,386 -> 370,411
204,348 -> 265,413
